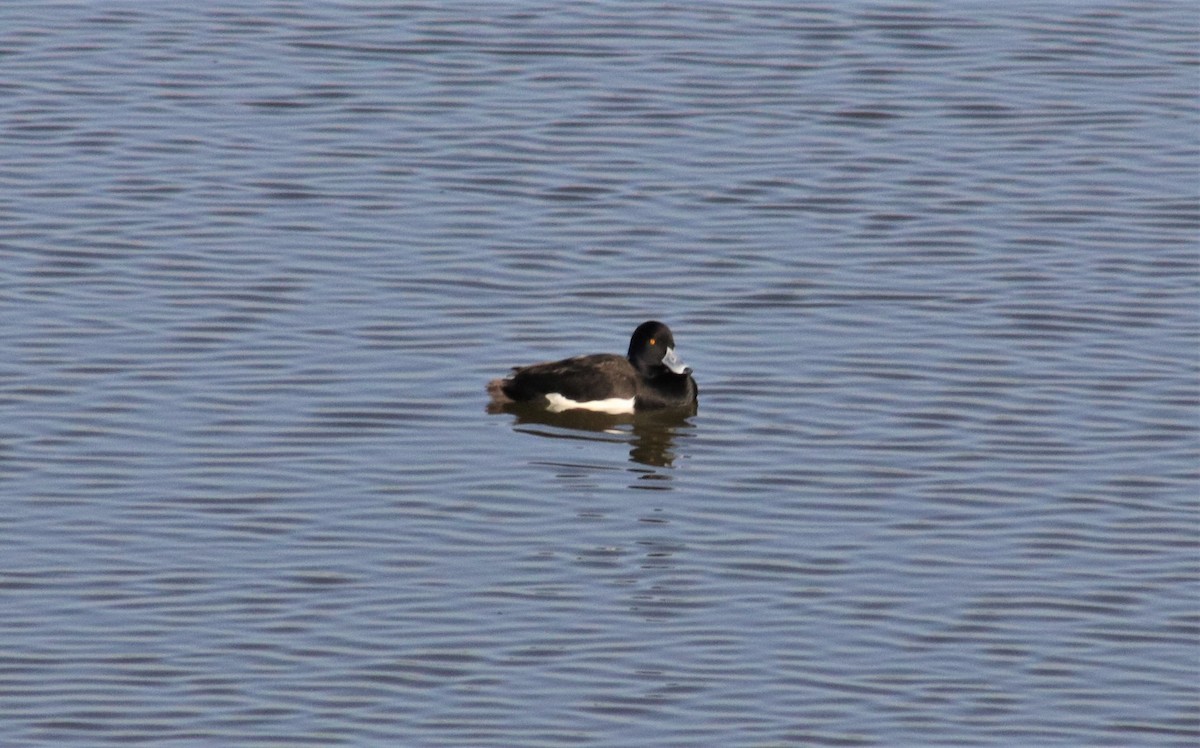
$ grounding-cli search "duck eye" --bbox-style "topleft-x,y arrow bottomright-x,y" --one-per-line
648,338 -> 656,346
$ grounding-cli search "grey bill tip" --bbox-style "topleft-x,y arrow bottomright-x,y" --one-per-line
662,347 -> 690,375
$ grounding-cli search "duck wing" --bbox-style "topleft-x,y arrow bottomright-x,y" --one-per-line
502,354 -> 636,403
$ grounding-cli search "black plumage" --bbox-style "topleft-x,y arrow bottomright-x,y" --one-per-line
488,320 -> 698,412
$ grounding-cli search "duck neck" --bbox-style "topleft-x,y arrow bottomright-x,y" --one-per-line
628,354 -> 656,377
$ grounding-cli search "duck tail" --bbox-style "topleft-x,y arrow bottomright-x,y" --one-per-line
486,378 -> 514,404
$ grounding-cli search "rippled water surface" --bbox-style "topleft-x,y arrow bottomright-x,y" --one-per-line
2,2 -> 1198,745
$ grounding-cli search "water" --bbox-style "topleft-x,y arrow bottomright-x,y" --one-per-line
2,2 -> 1197,745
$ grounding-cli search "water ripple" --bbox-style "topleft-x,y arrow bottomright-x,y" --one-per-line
1,1 -> 1197,746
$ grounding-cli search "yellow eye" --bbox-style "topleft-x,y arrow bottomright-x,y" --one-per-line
648,338 -> 656,346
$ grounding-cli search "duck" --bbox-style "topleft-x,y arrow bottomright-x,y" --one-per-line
487,320 -> 698,414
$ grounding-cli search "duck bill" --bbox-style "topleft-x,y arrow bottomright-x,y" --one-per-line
662,347 -> 691,375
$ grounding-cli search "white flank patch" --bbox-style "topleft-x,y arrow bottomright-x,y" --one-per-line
544,393 -> 635,414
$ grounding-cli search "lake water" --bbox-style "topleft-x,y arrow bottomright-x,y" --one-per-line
2,2 -> 1197,745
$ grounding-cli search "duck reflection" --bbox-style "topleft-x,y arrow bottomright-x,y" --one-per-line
487,401 -> 696,468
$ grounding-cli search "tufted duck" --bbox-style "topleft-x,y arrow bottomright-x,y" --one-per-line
487,320 -> 698,414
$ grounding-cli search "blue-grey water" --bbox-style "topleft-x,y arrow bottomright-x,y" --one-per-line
2,2 -> 1198,745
